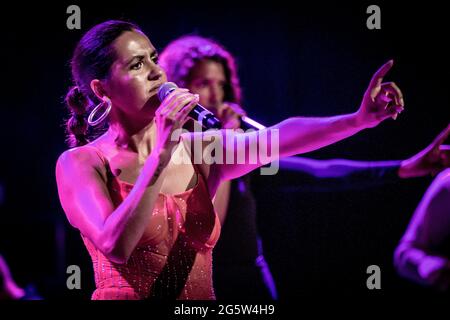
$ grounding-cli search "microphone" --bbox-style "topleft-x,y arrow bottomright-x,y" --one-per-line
239,116 -> 267,131
157,82 -> 222,129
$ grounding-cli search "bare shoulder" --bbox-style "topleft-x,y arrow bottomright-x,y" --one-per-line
420,168 -> 450,213
56,144 -> 107,183
434,168 -> 450,191
57,145 -> 104,169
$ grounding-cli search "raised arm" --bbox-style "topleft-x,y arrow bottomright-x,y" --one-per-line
56,89 -> 199,264
209,60 -> 404,185
56,147 -> 165,264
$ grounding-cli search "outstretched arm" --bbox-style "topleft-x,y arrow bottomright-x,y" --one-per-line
399,124 -> 450,178
279,157 -> 401,191
56,89 -> 200,264
210,60 -> 404,187
278,124 -> 450,190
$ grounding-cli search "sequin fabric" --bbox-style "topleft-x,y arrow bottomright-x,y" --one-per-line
81,152 -> 221,300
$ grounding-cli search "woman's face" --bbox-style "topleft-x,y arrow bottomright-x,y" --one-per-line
186,59 -> 226,114
103,30 -> 166,118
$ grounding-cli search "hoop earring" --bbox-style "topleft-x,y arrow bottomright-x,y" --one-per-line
87,97 -> 112,126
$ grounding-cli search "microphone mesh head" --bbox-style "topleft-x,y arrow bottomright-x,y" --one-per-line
157,82 -> 178,102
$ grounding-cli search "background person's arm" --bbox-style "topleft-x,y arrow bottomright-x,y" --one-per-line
394,169 -> 450,291
277,123 -> 450,191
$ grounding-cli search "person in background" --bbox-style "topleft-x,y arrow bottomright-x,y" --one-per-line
395,163 -> 450,292
0,254 -> 42,300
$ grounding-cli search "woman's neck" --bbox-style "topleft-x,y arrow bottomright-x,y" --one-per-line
107,116 -> 157,160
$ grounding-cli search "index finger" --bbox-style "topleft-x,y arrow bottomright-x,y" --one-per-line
368,60 -> 394,90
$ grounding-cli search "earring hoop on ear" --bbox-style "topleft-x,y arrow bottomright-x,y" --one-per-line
87,97 -> 112,126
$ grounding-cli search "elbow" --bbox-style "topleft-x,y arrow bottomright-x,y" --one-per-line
393,242 -> 410,276
100,239 -> 131,265
107,252 -> 130,265
393,241 -> 427,282
393,245 -> 404,275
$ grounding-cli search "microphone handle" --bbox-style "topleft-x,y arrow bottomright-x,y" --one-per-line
190,106 -> 222,129
240,116 -> 267,130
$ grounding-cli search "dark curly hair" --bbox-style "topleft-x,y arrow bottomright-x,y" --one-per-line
159,35 -> 242,105
64,20 -> 141,147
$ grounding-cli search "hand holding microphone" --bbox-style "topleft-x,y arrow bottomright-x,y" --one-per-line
158,82 -> 222,129
157,82 -> 265,131
153,86 -> 200,165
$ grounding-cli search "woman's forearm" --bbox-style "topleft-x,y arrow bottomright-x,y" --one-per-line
274,113 -> 366,158
100,151 -> 166,263
215,61 -> 405,182
217,113 -> 370,181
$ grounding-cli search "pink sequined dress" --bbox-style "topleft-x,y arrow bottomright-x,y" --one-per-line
81,148 -> 221,300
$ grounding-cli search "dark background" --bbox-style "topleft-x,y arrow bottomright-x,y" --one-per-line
0,0 -> 448,300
